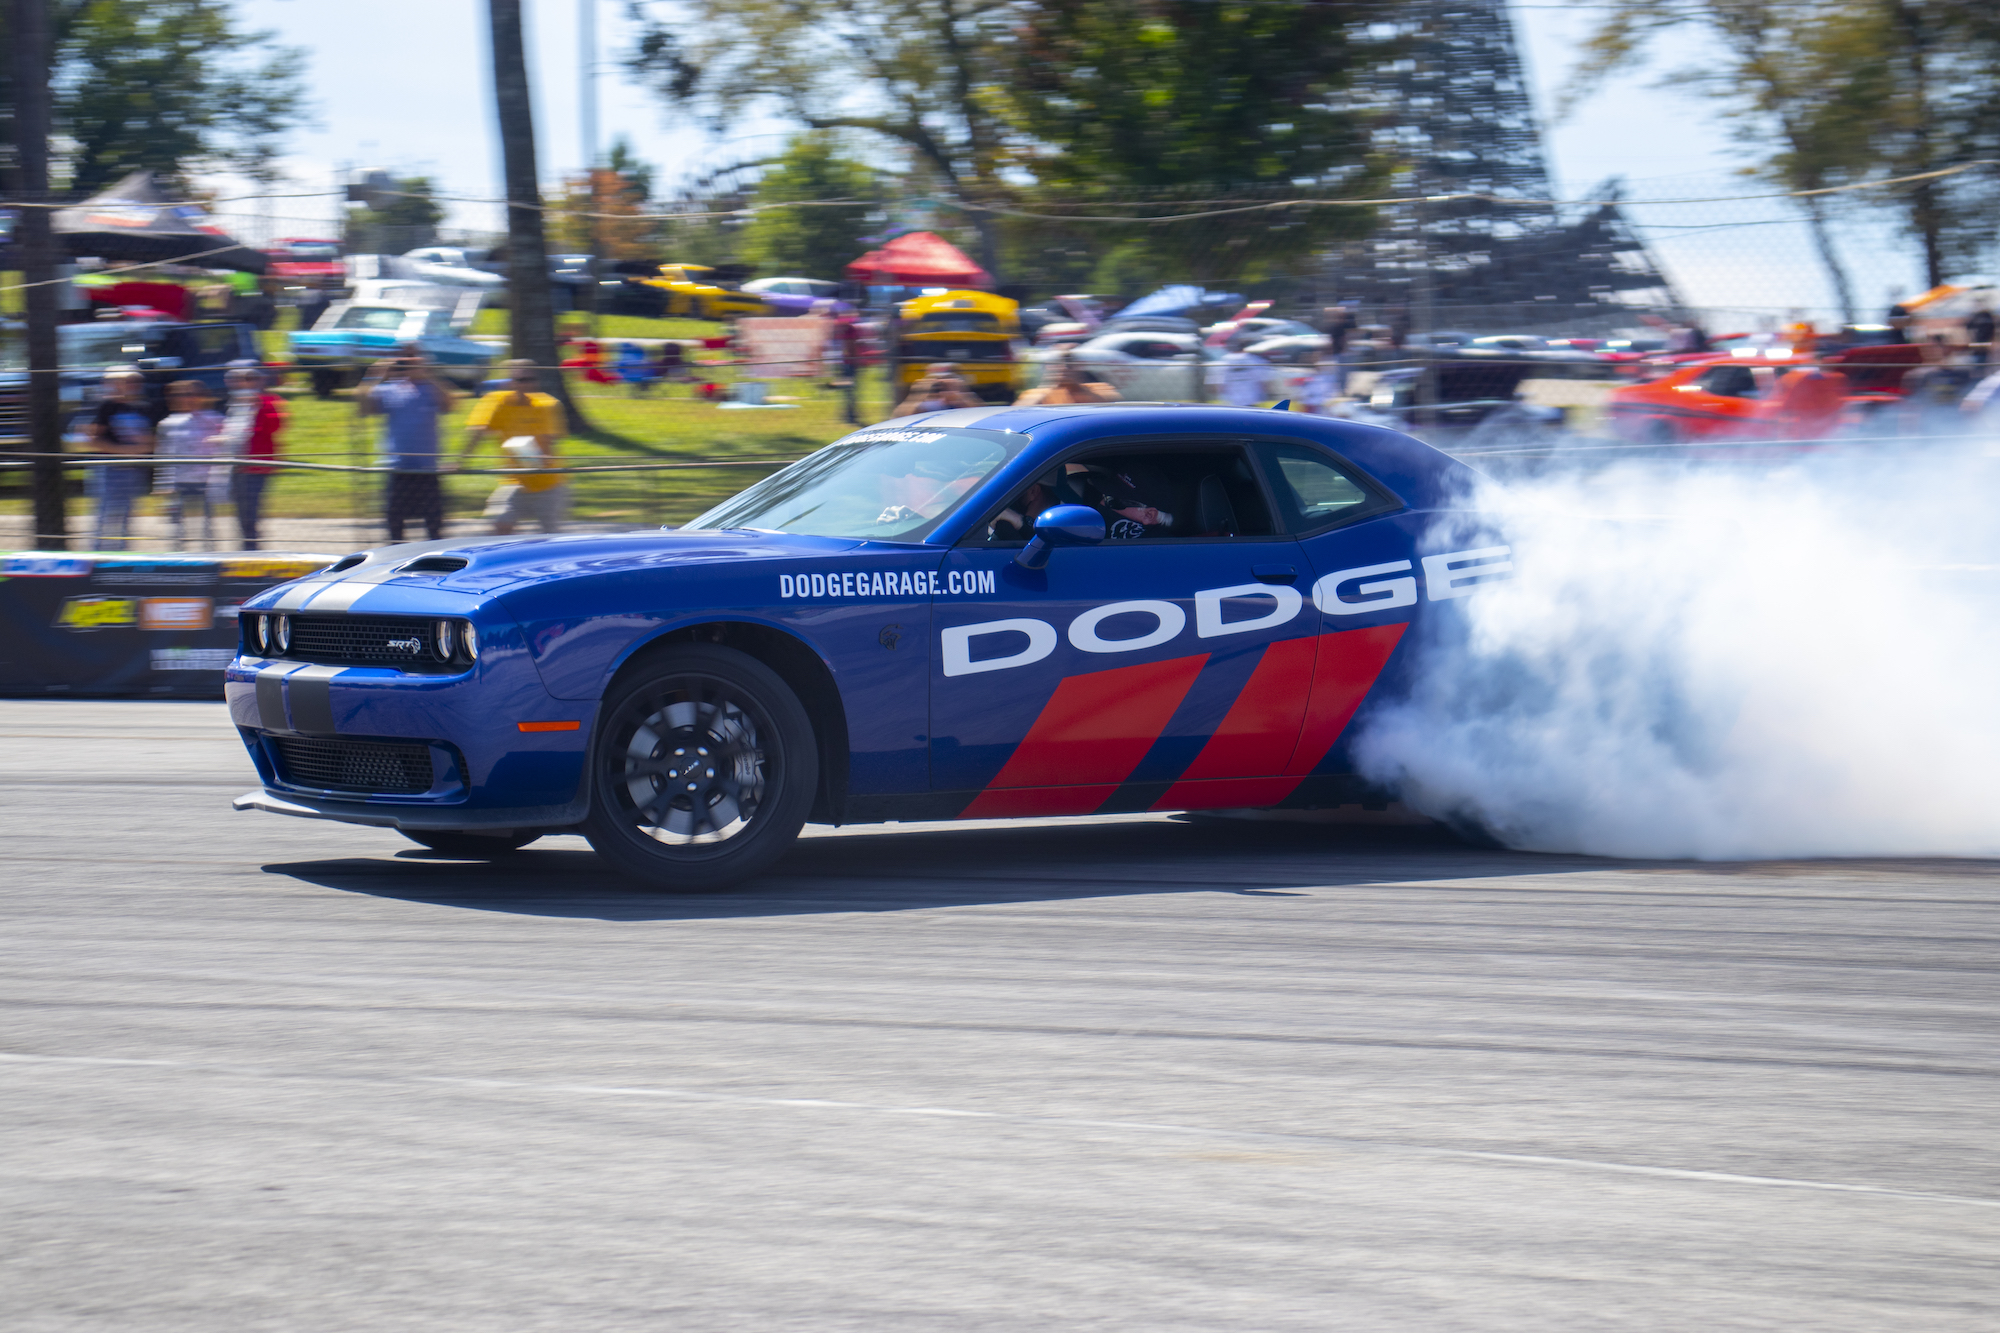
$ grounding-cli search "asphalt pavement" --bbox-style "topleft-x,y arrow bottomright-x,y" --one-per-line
4,700 -> 1997,1330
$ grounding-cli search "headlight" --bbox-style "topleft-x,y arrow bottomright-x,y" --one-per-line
273,615 -> 291,653
460,621 -> 480,662
435,619 -> 455,661
250,614 -> 268,654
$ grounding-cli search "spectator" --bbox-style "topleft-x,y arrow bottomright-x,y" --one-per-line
615,342 -> 655,397
155,380 -> 226,550
1015,350 -> 1120,406
1967,301 -> 1995,365
1321,304 -> 1355,395
220,364 -> 286,551
84,367 -> 159,551
1217,337 -> 1273,408
654,340 -> 686,391
454,359 -> 567,534
358,355 -> 455,543
1885,304 -> 1913,344
890,363 -> 982,417
1296,353 -> 1346,415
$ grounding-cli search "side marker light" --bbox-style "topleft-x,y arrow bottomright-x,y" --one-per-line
517,720 -> 581,732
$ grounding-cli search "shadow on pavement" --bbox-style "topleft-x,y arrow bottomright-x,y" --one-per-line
265,816 -> 1607,922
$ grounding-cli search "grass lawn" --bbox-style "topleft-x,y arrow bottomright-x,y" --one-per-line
248,373 -> 892,526
7,295 -> 896,529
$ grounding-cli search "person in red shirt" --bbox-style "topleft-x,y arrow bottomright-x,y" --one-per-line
221,363 -> 286,550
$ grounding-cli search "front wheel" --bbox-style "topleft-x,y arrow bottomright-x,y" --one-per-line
581,644 -> 818,890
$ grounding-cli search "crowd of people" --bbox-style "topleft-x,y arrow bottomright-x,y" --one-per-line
83,361 -> 285,552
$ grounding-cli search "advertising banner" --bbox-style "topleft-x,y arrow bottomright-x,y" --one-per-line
0,552 -> 335,697
736,316 -> 831,378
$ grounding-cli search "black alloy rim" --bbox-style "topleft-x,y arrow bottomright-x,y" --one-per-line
605,675 -> 770,846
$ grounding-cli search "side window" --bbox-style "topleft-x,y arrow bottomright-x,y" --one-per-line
1695,364 -> 1759,398
1256,442 -> 1391,533
979,445 -> 1276,544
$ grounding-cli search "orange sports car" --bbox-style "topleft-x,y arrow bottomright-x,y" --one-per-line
1607,353 -> 1881,444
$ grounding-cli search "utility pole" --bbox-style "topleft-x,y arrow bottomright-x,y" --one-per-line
13,0 -> 68,548
488,0 -> 591,433
579,0 -> 601,336
579,0 -> 598,174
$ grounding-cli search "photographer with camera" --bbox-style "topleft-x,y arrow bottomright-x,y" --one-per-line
358,350 -> 456,543
889,362 -> 983,418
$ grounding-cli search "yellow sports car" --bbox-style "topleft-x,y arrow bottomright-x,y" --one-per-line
641,264 -> 774,320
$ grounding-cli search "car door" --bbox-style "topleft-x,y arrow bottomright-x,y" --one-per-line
930,439 -> 1319,817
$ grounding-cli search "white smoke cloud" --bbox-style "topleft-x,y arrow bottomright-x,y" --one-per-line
1354,441 -> 2000,859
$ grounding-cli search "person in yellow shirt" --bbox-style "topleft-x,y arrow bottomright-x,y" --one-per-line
454,359 -> 568,534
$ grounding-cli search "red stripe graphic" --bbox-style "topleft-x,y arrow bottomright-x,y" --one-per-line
958,653 -> 1208,819
1156,621 -> 1408,813
1285,622 -> 1407,775
1151,636 -> 1318,810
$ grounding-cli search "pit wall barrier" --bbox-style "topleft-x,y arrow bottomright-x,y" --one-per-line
0,551 -> 336,697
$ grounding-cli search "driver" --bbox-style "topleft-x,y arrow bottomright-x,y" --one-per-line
991,462 -> 1174,541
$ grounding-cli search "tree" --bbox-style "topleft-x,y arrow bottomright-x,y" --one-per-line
1003,0 -> 1396,284
344,176 -> 446,254
488,0 -> 590,433
0,0 -> 308,196
1566,0 -> 2000,297
548,168 -> 657,260
626,0 -> 1015,278
740,134 -> 884,280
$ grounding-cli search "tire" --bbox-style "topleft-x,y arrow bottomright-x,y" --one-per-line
581,644 -> 818,890
402,829 -> 543,856
1644,417 -> 1678,445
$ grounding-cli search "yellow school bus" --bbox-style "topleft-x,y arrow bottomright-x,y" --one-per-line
897,290 -> 1021,402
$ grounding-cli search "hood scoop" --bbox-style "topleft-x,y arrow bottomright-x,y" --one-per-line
397,555 -> 471,575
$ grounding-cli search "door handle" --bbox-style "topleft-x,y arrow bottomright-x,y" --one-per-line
1251,564 -> 1297,583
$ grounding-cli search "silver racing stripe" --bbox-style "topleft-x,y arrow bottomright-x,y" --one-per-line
284,663 -> 346,735
255,662 -> 307,731
299,580 -> 380,613
270,581 -> 331,610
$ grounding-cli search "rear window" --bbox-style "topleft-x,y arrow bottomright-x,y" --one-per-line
915,313 -> 1001,333
1255,442 -> 1396,532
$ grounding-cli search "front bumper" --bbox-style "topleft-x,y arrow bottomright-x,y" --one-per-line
225,611 -> 596,829
232,787 -> 585,832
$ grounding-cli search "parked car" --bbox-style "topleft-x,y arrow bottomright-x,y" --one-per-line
642,264 -> 774,320
741,277 -> 853,317
264,237 -> 345,289
1606,352 -> 1873,444
1,318 -> 265,440
897,290 -> 1023,403
289,301 -> 495,397
1028,331 -> 1214,402
393,247 -> 509,293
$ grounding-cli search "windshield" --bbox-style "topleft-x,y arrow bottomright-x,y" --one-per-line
286,243 -> 340,260
335,307 -> 414,331
685,426 -> 1027,541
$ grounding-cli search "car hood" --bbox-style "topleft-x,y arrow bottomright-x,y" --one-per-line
299,528 -> 873,597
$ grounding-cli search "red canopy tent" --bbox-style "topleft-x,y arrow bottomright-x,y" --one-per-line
845,231 -> 990,289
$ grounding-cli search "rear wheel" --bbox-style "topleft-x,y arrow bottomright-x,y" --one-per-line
402,829 -> 542,856
581,645 -> 817,891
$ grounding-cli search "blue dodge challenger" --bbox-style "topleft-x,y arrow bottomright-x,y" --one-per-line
227,404 -> 1510,888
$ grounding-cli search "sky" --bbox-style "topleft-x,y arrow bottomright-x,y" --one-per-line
209,0 -> 1929,320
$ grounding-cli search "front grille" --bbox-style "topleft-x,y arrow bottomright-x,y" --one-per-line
272,736 -> 434,794
284,614 -> 454,670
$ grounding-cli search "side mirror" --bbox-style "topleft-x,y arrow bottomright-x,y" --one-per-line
1016,503 -> 1105,570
